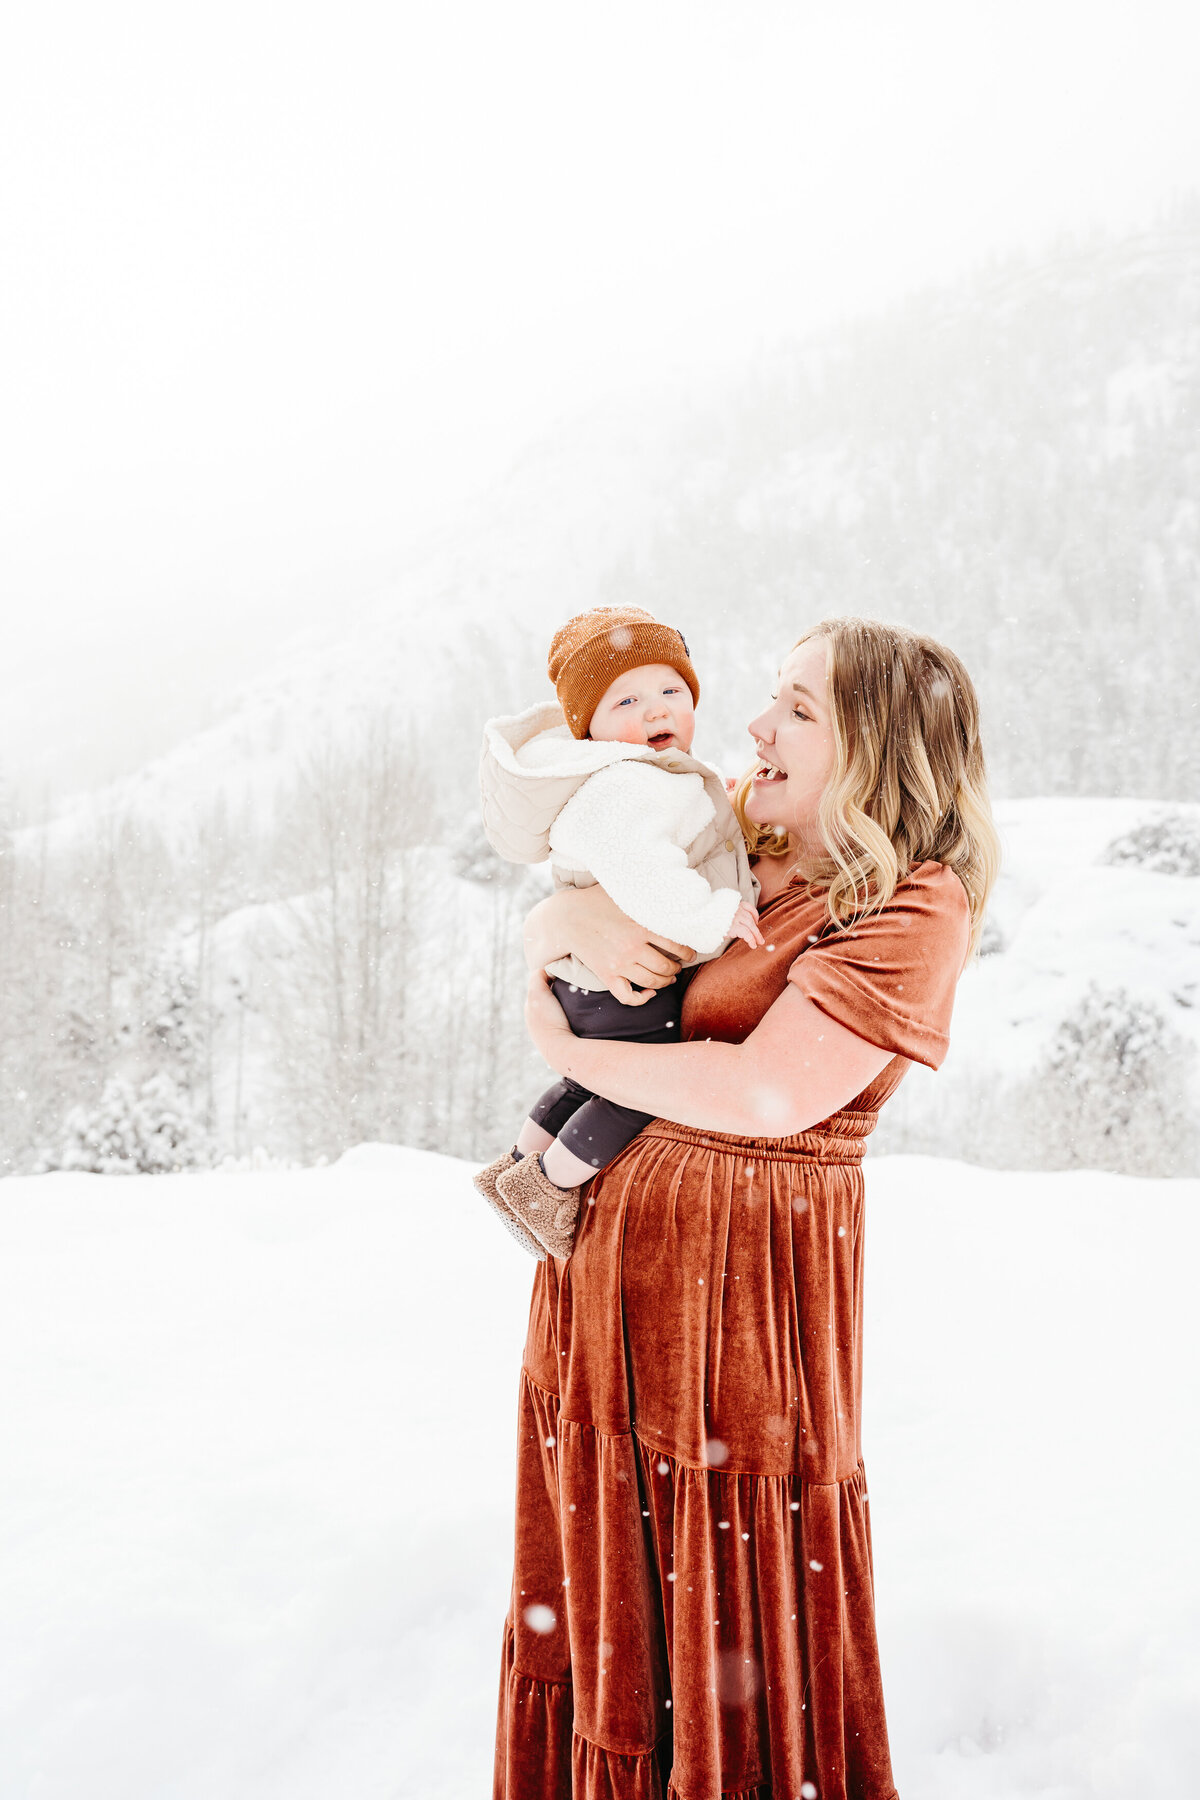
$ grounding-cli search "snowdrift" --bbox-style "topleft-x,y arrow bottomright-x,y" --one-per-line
0,1146 -> 1196,1798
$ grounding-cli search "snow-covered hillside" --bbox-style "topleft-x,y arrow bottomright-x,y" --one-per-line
31,396 -> 698,847
874,797 -> 1200,1169
24,208 -> 1200,849
1,1147 -> 1196,1798
971,797 -> 1200,1065
158,792 -> 1200,1172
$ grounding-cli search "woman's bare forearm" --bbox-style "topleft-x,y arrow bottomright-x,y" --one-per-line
554,1032 -> 754,1132
530,981 -> 892,1138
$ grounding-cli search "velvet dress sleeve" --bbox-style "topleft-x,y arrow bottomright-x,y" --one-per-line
786,861 -> 971,1071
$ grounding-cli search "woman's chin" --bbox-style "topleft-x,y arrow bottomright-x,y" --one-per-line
744,793 -> 792,834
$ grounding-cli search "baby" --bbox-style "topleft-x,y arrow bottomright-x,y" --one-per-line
473,604 -> 762,1260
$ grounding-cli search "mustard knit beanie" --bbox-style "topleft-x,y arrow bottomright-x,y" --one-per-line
548,606 -> 699,738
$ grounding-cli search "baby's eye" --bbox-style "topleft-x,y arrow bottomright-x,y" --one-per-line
617,696 -> 634,706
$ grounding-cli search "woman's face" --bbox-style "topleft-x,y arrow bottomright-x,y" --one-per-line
744,637 -> 836,853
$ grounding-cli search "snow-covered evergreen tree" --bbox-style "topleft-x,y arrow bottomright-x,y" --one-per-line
44,1073 -> 210,1175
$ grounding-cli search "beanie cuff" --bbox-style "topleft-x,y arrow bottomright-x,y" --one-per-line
548,610 -> 699,737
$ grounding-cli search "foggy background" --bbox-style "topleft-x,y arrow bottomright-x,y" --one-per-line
5,10 -> 1200,1798
4,0 -> 1200,1176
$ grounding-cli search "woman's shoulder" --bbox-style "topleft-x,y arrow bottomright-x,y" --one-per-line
896,858 -> 971,916
864,860 -> 971,959
786,861 -> 970,1071
777,857 -> 969,932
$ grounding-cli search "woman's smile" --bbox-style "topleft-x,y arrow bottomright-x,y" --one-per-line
743,637 -> 836,854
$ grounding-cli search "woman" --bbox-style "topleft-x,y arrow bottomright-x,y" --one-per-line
494,617 -> 999,1800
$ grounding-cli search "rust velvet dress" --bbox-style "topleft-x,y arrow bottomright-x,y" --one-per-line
494,861 -> 970,1800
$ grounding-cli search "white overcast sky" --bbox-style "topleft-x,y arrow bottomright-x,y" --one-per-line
3,0 -> 1200,800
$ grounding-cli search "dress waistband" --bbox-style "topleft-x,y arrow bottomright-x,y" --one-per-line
638,1110 -> 876,1165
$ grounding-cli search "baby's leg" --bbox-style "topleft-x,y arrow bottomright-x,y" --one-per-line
541,1095 -> 655,1188
539,976 -> 688,1189
540,1138 -> 599,1187
520,1076 -> 596,1159
515,1118 -> 554,1157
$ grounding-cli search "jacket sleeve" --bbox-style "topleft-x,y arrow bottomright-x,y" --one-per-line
548,763 -> 744,953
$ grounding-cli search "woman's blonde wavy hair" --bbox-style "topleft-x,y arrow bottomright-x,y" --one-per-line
731,617 -> 1000,955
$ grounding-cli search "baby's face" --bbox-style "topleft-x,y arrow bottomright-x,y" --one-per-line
587,662 -> 696,753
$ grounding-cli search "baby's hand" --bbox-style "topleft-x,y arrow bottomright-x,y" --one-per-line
729,900 -> 765,950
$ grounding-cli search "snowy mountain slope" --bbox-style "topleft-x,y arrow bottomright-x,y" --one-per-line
0,1147 -> 1195,1798
26,206 -> 1200,847
31,394 -> 704,846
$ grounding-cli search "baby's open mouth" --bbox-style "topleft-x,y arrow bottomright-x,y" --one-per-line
648,731 -> 675,749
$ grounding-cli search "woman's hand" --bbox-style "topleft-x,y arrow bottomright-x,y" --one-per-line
524,969 -> 577,1074
523,886 -> 694,1006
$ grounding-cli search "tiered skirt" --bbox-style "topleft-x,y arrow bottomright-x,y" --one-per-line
494,1114 -> 898,1800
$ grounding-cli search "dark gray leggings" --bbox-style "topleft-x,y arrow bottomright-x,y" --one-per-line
527,975 -> 691,1170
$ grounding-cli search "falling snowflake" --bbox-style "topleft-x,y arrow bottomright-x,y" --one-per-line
704,1438 -> 729,1466
523,1604 -> 556,1634
808,1560 -> 823,1573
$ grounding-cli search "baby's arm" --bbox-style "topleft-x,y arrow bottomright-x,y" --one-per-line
728,899 -> 765,949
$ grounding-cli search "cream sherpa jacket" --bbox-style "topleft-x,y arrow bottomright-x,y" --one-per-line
480,702 -> 758,993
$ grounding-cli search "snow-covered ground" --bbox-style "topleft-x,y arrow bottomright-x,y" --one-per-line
1,1147 -> 1196,1799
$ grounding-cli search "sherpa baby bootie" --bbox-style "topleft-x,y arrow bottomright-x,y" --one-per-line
493,1153 -> 581,1261
473,1151 -> 547,1261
